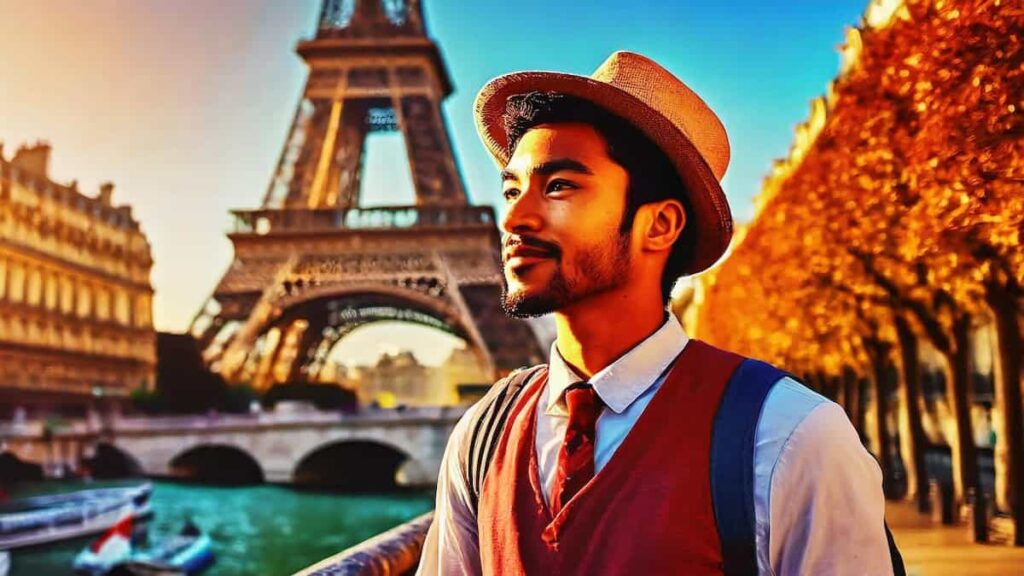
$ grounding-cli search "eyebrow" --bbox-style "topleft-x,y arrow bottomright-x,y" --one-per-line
500,158 -> 595,182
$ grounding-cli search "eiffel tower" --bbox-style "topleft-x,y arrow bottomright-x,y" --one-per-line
190,0 -> 544,391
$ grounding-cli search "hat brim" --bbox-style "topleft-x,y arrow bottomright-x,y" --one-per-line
475,70 -> 733,275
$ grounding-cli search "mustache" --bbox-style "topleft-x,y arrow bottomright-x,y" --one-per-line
502,235 -> 561,260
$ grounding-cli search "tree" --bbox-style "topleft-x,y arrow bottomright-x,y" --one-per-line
699,0 -> 1023,535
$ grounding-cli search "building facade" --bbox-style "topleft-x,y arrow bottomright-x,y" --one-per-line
0,142 -> 155,417
341,345 -> 489,408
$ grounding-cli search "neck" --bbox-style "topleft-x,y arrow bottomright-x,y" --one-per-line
553,287 -> 667,378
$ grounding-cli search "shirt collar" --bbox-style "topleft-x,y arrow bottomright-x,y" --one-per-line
545,316 -> 690,416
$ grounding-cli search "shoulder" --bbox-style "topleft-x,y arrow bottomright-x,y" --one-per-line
756,377 -> 880,487
750,377 -> 886,573
783,402 -> 875,472
755,377 -> 830,450
757,383 -> 890,574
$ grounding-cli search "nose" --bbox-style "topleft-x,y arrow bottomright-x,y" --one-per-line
500,185 -> 544,236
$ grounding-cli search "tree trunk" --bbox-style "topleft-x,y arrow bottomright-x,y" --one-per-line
843,367 -> 864,440
869,342 -> 896,498
895,315 -> 930,513
804,372 -> 819,393
840,370 -> 852,417
945,314 -> 980,511
817,371 -> 830,397
986,282 -> 1024,545
827,374 -> 843,404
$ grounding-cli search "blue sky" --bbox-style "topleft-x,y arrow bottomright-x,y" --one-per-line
0,0 -> 870,332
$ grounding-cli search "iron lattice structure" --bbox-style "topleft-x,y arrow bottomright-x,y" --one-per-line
190,0 -> 544,390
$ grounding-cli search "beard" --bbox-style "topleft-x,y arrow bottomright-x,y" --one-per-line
501,232 -> 632,318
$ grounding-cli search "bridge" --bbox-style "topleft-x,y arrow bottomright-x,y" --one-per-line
1,406 -> 465,489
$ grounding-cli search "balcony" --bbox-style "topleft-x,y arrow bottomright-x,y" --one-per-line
230,205 -> 496,236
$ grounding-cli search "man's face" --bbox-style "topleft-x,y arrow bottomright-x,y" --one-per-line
499,122 -> 633,317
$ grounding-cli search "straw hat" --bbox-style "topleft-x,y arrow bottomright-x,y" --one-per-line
475,51 -> 732,275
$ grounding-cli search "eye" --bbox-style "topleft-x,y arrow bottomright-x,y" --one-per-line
503,187 -> 521,201
547,180 -> 575,194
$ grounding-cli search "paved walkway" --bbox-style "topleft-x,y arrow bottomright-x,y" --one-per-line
887,500 -> 1024,575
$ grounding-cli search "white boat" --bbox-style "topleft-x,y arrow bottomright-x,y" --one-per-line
0,550 -> 10,576
130,527 -> 215,575
73,513 -> 135,575
75,519 -> 214,576
0,483 -> 152,549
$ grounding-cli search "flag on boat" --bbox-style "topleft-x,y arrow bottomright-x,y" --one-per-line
81,511 -> 134,568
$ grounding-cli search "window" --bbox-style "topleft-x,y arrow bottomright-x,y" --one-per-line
26,268 -> 42,306
78,284 -> 92,318
115,290 -> 131,325
8,262 -> 24,302
60,276 -> 74,314
44,272 -> 58,310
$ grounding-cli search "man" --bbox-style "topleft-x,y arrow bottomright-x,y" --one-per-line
418,51 -> 897,575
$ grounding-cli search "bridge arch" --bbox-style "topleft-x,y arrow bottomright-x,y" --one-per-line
0,450 -> 43,483
85,442 -> 144,479
169,443 -> 264,485
292,439 -> 412,491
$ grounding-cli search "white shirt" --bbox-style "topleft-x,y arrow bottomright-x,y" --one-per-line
419,317 -> 893,575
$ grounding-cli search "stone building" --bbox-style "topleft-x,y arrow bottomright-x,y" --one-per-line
343,345 -> 489,407
0,142 -> 156,417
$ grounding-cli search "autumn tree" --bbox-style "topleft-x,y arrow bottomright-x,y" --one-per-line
696,0 -> 1022,537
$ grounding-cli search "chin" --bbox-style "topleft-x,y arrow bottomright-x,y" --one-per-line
501,293 -> 556,318
501,283 -> 562,318
502,270 -> 538,295
500,263 -> 572,318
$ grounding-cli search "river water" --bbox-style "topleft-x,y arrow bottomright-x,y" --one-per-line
6,480 -> 434,576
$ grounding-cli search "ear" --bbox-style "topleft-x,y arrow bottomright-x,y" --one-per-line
638,199 -> 686,253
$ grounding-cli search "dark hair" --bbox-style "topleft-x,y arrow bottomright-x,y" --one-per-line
502,91 -> 695,303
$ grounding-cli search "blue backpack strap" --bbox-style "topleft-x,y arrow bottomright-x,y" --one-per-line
711,360 -> 907,576
710,358 -> 785,576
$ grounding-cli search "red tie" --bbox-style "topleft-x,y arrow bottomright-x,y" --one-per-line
551,383 -> 603,516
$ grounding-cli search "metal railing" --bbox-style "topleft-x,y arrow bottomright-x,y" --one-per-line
231,205 -> 496,235
294,512 -> 433,576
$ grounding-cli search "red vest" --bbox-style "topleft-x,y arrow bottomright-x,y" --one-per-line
478,340 -> 744,575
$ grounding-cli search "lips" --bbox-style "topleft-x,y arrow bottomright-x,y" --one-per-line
503,236 -> 560,271
505,246 -> 555,260
504,250 -> 554,276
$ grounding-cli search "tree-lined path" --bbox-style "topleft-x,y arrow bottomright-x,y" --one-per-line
696,0 -> 1024,549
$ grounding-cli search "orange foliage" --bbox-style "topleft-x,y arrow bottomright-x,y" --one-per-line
698,0 -> 1023,377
